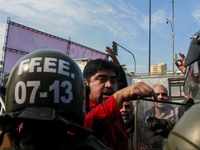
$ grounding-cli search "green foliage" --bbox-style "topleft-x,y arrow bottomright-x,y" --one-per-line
121,64 -> 127,73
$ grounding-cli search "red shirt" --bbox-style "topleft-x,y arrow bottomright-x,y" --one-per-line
84,96 -> 128,150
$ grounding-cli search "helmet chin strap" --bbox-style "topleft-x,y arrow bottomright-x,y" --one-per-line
86,85 -> 90,114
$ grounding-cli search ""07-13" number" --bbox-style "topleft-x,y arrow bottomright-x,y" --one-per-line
15,80 -> 73,104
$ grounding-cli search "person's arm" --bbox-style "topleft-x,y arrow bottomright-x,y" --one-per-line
105,46 -> 120,67
105,46 -> 128,90
113,82 -> 157,109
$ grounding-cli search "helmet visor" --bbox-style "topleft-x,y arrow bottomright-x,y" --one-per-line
184,61 -> 200,100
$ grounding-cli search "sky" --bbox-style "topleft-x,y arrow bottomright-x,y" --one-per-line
0,0 -> 200,74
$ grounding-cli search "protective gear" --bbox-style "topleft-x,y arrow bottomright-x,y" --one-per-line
163,103 -> 200,150
184,31 -> 200,100
0,49 -> 111,150
5,49 -> 85,126
184,30 -> 200,67
146,117 -> 175,138
164,31 -> 200,150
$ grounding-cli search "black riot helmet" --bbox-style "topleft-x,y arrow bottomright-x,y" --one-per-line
1,49 -> 111,150
5,49 -> 86,126
184,30 -> 200,100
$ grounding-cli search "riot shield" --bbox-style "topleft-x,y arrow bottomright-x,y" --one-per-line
134,99 -> 191,150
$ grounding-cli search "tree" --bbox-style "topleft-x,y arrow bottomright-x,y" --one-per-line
121,64 -> 127,73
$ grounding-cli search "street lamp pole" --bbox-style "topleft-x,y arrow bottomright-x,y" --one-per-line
149,0 -> 151,76
113,42 -> 136,75
166,0 -> 175,75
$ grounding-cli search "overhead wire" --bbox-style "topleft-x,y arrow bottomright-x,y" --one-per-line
175,17 -> 200,45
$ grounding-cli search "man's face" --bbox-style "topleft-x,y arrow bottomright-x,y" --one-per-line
120,101 -> 134,127
86,69 -> 117,104
152,85 -> 169,108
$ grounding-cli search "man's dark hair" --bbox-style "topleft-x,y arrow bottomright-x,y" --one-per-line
83,59 -> 119,83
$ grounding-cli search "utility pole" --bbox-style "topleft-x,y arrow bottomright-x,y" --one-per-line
166,0 -> 175,75
172,0 -> 174,75
149,0 -> 151,75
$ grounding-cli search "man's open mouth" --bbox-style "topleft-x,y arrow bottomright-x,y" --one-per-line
103,91 -> 113,96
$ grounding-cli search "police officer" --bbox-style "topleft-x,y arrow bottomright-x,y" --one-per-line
0,49 -> 111,150
163,30 -> 200,149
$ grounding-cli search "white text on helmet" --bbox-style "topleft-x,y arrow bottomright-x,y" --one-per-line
18,57 -> 75,79
15,80 -> 73,104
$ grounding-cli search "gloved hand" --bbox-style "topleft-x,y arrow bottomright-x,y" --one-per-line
146,117 -> 175,138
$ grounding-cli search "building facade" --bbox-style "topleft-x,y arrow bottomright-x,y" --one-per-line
150,63 -> 167,75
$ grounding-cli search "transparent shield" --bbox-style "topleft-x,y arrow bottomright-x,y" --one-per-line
134,99 -> 191,150
184,61 -> 200,101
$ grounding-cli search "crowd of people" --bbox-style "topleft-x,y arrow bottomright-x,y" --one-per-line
0,30 -> 199,150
